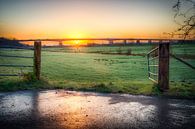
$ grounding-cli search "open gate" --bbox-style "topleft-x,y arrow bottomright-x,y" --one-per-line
147,43 -> 170,91
147,46 -> 159,83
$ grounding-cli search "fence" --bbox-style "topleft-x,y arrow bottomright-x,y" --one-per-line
169,43 -> 195,83
147,42 -> 195,91
1,39 -> 194,91
0,41 -> 41,80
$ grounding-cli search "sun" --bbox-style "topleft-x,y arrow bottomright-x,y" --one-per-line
67,32 -> 87,46
74,40 -> 81,45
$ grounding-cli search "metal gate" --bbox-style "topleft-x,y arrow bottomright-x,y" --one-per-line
147,46 -> 159,83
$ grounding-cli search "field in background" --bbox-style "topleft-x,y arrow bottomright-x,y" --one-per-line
0,44 -> 195,96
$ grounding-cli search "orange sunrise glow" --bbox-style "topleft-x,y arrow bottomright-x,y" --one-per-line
0,0 -> 182,42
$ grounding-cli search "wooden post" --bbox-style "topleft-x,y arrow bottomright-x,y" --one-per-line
158,43 -> 169,91
34,41 -> 41,80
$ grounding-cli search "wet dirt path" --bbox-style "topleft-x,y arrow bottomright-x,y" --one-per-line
0,90 -> 194,129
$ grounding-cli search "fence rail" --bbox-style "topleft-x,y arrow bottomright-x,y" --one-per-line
147,47 -> 159,54
0,74 -> 21,76
0,64 -> 33,67
0,47 -> 34,50
149,56 -> 158,61
0,45 -> 36,77
0,55 -> 33,59
170,54 -> 195,70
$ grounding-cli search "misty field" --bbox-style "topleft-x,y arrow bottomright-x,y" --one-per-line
0,44 -> 195,96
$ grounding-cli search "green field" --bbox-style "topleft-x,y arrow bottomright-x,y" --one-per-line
0,44 -> 195,97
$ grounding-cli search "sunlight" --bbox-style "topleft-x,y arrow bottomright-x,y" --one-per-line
67,32 -> 88,46
74,40 -> 81,46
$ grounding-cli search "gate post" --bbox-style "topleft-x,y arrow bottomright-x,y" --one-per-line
158,43 -> 170,91
34,41 -> 41,80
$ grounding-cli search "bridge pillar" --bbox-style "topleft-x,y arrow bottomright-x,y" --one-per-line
158,43 -> 169,91
148,40 -> 152,44
136,40 -> 140,44
123,40 -> 127,45
34,41 -> 42,80
59,41 -> 63,47
109,40 -> 113,45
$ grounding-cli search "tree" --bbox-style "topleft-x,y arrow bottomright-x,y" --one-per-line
172,0 -> 195,39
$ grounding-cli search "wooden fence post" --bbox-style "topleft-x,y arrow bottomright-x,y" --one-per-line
34,41 -> 41,80
158,43 -> 170,91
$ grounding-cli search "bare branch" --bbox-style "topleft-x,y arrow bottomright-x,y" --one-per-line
171,0 -> 195,39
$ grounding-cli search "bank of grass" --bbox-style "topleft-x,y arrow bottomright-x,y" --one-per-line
0,77 -> 194,98
0,76 -> 153,94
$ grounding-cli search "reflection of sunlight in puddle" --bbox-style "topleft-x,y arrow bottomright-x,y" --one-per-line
36,91 -> 157,128
37,91 -> 89,129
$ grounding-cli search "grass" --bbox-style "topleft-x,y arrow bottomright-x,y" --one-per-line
0,44 -> 195,98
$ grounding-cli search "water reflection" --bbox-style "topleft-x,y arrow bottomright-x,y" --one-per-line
0,90 -> 194,129
36,91 -> 158,128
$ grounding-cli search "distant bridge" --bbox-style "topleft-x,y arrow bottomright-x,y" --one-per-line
18,38 -> 194,44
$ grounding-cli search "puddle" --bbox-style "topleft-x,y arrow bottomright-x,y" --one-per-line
0,90 -> 194,129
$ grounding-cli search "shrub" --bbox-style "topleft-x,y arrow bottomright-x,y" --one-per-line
22,72 -> 37,82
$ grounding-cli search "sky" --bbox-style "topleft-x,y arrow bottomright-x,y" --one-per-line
0,0 -> 188,39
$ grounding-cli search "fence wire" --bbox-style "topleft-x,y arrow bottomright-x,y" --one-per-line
170,43 -> 195,83
0,47 -> 34,77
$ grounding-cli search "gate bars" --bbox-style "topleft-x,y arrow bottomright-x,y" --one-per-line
147,46 -> 159,83
147,43 -> 170,91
